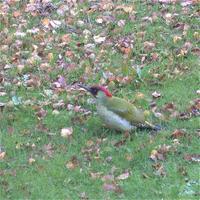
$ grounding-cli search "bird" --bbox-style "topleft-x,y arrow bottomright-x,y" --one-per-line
78,84 -> 160,132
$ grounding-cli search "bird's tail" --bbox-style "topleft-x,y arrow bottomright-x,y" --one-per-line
144,121 -> 162,131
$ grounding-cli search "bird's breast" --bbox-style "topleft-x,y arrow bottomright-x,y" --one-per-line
96,104 -> 134,131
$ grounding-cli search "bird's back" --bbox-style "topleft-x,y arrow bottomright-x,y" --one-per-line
101,96 -> 146,124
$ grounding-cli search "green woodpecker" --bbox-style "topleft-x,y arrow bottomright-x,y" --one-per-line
79,84 -> 160,132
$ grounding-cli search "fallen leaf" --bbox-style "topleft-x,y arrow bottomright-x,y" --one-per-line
173,35 -> 182,43
103,183 -> 122,193
90,172 -> 103,179
28,157 -> 36,164
0,151 -> 6,160
61,127 -> 73,139
119,47 -> 132,54
171,129 -> 185,139
178,112 -> 192,120
115,5 -> 135,14
43,144 -> 54,157
116,171 -> 130,180
163,102 -> 176,112
150,144 -> 171,161
191,47 -> 200,56
61,34 -> 71,43
53,76 -> 67,88
13,10 -> 21,18
152,163 -> 166,176
144,41 -> 155,52
93,35 -> 106,44
96,18 -> 103,24
41,18 -> 50,27
184,154 -> 200,163
114,139 -> 126,147
36,108 -> 47,119
152,91 -> 161,98
66,156 -> 79,170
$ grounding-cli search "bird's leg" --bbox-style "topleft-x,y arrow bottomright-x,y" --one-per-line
144,121 -> 156,129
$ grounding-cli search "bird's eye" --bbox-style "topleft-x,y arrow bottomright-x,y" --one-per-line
91,88 -> 98,95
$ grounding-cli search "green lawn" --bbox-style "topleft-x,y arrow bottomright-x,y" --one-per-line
0,1 -> 199,199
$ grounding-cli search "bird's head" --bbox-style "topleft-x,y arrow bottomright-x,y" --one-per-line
78,84 -> 112,98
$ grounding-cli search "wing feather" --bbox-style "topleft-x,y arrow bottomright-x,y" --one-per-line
104,97 -> 145,123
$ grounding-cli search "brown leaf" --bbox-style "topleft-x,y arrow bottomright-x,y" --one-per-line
13,11 -> 21,18
26,75 -> 41,88
36,123 -> 49,133
152,163 -> 166,176
36,108 -> 47,119
144,41 -> 155,52
103,183 -> 122,193
171,129 -> 185,139
114,139 -> 126,148
116,171 -> 130,180
43,144 -> 54,157
66,156 -> 79,170
151,52 -> 159,61
61,34 -> 71,43
178,112 -> 192,120
93,35 -> 106,44
115,5 -> 135,14
41,18 -> 50,27
101,174 -> 114,182
28,157 -> 36,164
152,91 -> 161,98
90,172 -> 103,179
184,154 -> 200,163
7,126 -> 14,135
61,127 -> 73,139
150,144 -> 171,161
119,47 -> 132,55
0,151 -> 6,160
163,102 -> 176,112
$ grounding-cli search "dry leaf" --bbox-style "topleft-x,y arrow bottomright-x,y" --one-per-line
93,35 -> 106,44
28,157 -> 36,164
171,129 -> 185,139
116,171 -> 130,180
144,41 -> 155,52
13,11 -> 21,18
152,163 -> 166,176
43,144 -> 54,157
103,183 -> 122,193
61,34 -> 71,43
66,156 -> 79,169
184,154 -> 200,163
173,35 -> 182,43
152,91 -> 161,98
36,108 -> 47,119
61,127 -> 73,139
0,151 -> 6,160
150,144 -> 171,161
41,18 -> 50,27
116,5 -> 135,14
90,172 -> 103,179
96,18 -> 103,24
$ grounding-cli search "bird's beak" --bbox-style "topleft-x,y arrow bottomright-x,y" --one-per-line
78,84 -> 92,93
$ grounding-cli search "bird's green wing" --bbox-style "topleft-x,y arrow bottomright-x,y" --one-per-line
104,96 -> 145,123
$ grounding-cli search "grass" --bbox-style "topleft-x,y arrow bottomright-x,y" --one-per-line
0,1 -> 200,199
